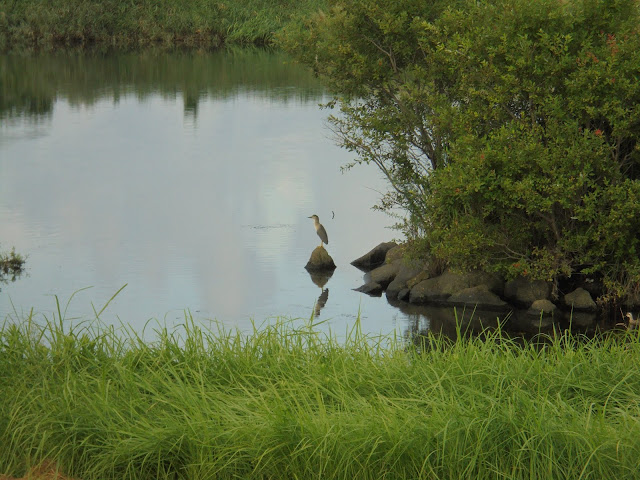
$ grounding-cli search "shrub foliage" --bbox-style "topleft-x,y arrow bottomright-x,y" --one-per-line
281,0 -> 640,302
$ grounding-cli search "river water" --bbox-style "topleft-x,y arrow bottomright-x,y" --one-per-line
1,49 -> 440,339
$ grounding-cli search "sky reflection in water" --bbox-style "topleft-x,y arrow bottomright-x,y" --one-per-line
0,51 -> 429,340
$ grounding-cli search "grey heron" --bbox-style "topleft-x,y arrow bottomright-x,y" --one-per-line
625,312 -> 639,330
308,214 -> 328,247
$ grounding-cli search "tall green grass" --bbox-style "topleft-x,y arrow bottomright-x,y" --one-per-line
1,311 -> 639,479
0,0 -> 326,52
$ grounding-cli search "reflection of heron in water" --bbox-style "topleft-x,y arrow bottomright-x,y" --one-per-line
308,215 -> 328,248
314,288 -> 329,317
306,264 -> 332,318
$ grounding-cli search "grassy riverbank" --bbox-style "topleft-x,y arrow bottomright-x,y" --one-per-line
0,0 -> 325,51
1,315 -> 639,479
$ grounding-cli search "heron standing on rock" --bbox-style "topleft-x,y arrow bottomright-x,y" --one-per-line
308,214 -> 328,248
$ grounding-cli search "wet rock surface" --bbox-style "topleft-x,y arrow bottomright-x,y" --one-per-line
409,270 -> 504,306
350,241 -> 398,270
350,242 -> 622,330
386,262 -> 424,300
354,282 -> 383,296
527,299 -> 557,316
504,277 -> 552,307
563,287 -> 597,311
447,285 -> 509,311
305,246 -> 336,272
367,262 -> 401,289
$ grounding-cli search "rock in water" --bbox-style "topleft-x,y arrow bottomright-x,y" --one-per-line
305,246 -> 336,272
409,270 -> 503,304
504,276 -> 552,306
447,285 -> 509,312
367,262 -> 401,289
563,288 -> 597,311
350,242 -> 398,270
527,299 -> 557,317
353,282 -> 383,297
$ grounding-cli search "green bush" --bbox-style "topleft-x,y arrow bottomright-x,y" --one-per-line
281,0 -> 640,302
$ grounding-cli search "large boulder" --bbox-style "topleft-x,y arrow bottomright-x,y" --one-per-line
446,285 -> 509,312
305,246 -> 336,272
353,282 -> 383,296
384,245 -> 405,263
409,270 -> 504,305
397,288 -> 411,301
563,288 -> 597,312
406,270 -> 431,289
355,262 -> 400,297
527,299 -> 557,317
504,276 -> 552,306
386,261 -> 424,300
367,261 -> 401,289
351,242 -> 398,270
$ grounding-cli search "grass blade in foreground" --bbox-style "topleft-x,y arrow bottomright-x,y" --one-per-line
0,316 -> 639,479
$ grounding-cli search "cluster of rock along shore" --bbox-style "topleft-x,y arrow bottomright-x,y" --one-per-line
350,242 -> 601,317
306,241 -> 607,321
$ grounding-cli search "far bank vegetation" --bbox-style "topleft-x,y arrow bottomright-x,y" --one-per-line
0,0 -> 327,51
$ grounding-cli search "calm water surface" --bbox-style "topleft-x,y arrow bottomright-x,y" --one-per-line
1,50 -> 436,339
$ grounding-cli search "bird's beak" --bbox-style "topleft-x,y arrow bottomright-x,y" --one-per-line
307,216 -> 312,218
